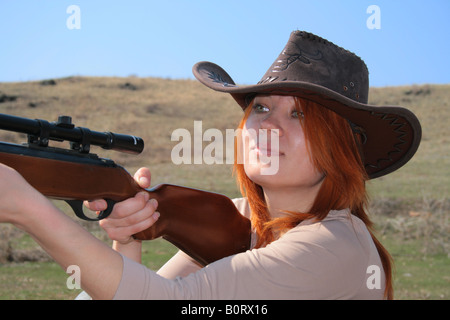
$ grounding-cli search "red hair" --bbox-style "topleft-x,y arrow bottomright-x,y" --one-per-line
233,97 -> 393,299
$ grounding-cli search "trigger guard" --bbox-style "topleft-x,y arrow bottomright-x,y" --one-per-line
65,199 -> 116,221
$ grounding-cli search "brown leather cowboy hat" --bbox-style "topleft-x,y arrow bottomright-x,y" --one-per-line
193,30 -> 421,179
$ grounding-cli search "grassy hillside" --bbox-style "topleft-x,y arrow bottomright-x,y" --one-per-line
367,84 -> 449,200
0,76 -> 244,196
0,77 -> 448,200
0,77 -> 448,299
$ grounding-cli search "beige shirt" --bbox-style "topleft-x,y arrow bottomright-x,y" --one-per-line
113,198 -> 385,299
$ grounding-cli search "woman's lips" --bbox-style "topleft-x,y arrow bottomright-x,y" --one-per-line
253,146 -> 284,157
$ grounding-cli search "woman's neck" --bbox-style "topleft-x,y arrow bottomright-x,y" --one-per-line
262,182 -> 323,219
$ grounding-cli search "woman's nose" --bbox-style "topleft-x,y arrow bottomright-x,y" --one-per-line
260,114 -> 284,136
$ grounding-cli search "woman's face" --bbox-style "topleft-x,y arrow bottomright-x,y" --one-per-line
242,95 -> 324,191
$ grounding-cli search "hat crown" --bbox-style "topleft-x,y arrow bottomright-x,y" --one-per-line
259,31 -> 369,104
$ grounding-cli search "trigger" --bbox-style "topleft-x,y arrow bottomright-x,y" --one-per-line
65,199 -> 116,221
97,199 -> 116,219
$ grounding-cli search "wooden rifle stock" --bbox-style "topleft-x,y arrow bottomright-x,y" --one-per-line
0,142 -> 251,266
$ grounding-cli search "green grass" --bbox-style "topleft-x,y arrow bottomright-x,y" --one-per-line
0,238 -> 178,300
1,232 -> 447,300
382,236 -> 449,300
0,261 -> 77,300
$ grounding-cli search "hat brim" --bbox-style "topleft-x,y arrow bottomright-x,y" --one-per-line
193,61 -> 422,179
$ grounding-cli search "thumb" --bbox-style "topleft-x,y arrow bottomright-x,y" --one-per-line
134,167 -> 151,188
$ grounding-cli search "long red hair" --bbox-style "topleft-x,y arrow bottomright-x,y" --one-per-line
233,97 -> 394,299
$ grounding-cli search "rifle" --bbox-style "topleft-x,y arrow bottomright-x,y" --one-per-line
0,113 -> 251,266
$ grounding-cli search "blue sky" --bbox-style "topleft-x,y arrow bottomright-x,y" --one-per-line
0,0 -> 449,87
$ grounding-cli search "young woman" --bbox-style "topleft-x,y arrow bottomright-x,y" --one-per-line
0,31 -> 421,299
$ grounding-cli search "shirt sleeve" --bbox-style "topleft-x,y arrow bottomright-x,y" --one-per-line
157,250 -> 203,279
113,216 -> 375,300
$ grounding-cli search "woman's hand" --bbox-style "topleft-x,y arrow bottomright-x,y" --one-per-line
84,167 -> 160,245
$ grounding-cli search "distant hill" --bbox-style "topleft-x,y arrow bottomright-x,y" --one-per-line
0,77 -> 448,202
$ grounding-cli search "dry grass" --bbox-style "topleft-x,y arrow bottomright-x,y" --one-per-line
371,197 -> 449,257
367,84 -> 449,199
0,76 -> 242,183
1,78 -> 448,198
0,77 -> 448,299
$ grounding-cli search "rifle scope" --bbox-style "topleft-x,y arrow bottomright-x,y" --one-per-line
0,113 -> 144,155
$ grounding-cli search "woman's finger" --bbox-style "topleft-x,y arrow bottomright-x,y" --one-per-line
134,167 -> 151,188
106,192 -> 150,220
100,198 -> 158,229
83,199 -> 107,212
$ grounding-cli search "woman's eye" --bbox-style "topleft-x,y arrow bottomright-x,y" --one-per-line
291,110 -> 304,119
253,104 -> 269,113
